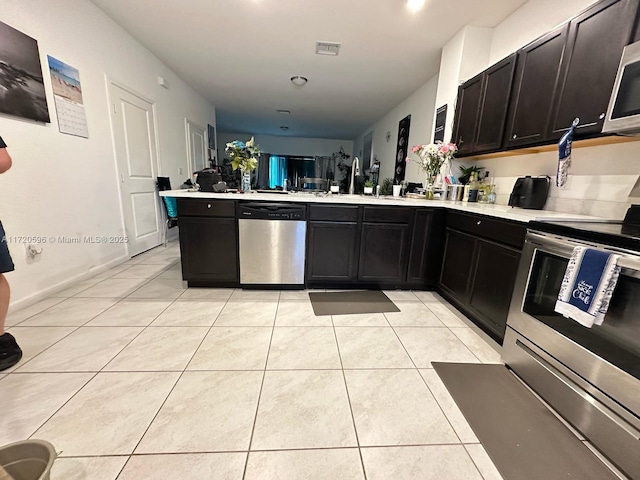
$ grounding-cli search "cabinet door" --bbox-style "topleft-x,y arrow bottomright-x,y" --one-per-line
505,25 -> 569,148
358,223 -> 409,282
474,54 -> 517,153
307,221 -> 358,282
179,217 -> 238,283
406,209 -> 436,285
438,228 -> 476,300
548,0 -> 640,138
451,73 -> 483,156
468,239 -> 521,341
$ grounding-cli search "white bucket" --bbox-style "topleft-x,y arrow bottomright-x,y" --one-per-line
0,440 -> 56,480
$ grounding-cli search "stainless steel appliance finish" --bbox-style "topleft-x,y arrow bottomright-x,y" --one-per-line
238,203 -> 306,286
603,39 -> 640,135
504,229 -> 640,479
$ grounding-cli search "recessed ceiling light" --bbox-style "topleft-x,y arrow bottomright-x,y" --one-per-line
280,126 -> 289,131
407,0 -> 426,12
277,109 -> 291,115
290,76 -> 308,86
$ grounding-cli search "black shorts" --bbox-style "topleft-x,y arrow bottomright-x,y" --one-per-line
0,221 -> 15,273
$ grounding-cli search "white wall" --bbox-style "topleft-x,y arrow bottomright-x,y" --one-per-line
217,132 -> 352,159
434,26 -> 493,143
353,76 -> 439,185
0,0 -> 216,307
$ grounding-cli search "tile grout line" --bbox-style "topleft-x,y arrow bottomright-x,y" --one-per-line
107,248 -> 182,478
8,293 -> 146,373
124,286 -> 235,461
20,269 -> 181,446
241,293 -> 280,480
330,313 -> 368,480
386,314 -> 469,447
463,444 -> 503,480
6,243 -> 176,326
4,245 -> 177,444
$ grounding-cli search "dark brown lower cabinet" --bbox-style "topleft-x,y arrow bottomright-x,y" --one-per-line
437,212 -> 526,344
179,216 -> 239,285
306,205 -> 441,289
439,229 -> 476,299
306,221 -> 358,283
467,239 -> 521,339
407,209 -> 443,286
358,223 -> 409,283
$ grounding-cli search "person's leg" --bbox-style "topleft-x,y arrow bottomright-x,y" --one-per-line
0,221 -> 21,371
0,273 -> 8,334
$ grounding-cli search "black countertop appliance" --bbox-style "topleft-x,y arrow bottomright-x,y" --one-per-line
508,175 -> 550,209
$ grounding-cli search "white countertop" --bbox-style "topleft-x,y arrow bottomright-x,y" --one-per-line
160,189 -> 608,223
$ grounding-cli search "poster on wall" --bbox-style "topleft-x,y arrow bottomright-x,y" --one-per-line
393,115 -> 411,184
434,105 -> 447,142
0,20 -> 50,123
47,56 -> 89,138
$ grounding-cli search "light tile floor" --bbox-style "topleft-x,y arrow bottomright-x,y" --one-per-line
2,243 -> 510,479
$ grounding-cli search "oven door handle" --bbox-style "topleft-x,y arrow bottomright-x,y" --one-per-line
527,232 -> 640,272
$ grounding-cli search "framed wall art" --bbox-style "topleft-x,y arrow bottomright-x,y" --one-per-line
0,20 -> 50,123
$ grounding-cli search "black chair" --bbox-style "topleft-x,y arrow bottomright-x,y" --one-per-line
156,177 -> 178,245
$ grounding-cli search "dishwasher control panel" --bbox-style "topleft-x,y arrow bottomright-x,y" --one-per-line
239,203 -> 307,221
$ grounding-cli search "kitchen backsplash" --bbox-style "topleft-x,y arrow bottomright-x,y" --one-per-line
489,174 -> 639,219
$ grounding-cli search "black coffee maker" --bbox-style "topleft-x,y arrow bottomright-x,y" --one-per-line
508,176 -> 550,209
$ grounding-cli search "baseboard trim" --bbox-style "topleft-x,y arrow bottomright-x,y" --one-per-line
8,254 -> 130,312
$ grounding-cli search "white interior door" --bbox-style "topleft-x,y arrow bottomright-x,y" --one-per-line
186,119 -> 206,174
109,82 -> 161,257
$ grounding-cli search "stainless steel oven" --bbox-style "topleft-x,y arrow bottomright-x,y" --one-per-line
504,229 -> 640,479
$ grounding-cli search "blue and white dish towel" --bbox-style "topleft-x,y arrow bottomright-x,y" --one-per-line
554,247 -> 621,328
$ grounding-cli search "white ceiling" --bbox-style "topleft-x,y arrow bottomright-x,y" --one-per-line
91,0 -> 527,140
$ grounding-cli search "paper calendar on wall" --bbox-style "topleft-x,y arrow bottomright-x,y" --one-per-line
47,55 -> 89,138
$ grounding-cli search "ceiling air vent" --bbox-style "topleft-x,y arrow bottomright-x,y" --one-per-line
316,42 -> 341,56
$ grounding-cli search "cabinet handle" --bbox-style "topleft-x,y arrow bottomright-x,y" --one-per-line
599,113 -> 605,120
207,204 -> 211,208
512,134 -> 517,139
477,221 -> 482,225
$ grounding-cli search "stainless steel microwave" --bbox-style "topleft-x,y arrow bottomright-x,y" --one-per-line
603,40 -> 640,135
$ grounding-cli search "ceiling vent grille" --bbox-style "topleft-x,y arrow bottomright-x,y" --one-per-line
316,42 -> 341,56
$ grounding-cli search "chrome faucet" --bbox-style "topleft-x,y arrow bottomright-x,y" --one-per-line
348,157 -> 360,195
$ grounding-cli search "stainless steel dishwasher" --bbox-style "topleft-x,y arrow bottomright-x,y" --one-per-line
238,202 -> 306,286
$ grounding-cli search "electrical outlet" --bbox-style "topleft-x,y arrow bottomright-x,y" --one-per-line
178,167 -> 183,175
24,243 -> 43,263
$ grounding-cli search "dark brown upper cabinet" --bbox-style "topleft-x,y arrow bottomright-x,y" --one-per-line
451,54 -> 517,157
474,54 -> 517,154
505,24 -> 570,149
547,0 -> 640,139
451,73 -> 483,156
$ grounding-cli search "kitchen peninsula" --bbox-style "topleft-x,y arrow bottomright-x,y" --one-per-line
160,190 -> 602,343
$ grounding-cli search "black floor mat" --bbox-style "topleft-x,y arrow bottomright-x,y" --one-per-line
432,362 -> 619,480
308,291 -> 400,316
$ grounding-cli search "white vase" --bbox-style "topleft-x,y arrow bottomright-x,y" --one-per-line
364,186 -> 373,195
